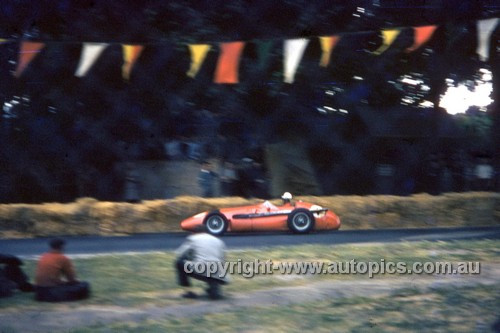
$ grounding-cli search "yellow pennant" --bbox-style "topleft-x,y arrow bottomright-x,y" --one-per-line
373,29 -> 401,55
187,44 -> 211,78
319,36 -> 340,67
122,44 -> 144,80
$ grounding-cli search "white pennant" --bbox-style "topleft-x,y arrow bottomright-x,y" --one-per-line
477,18 -> 498,62
284,38 -> 309,83
75,43 -> 109,77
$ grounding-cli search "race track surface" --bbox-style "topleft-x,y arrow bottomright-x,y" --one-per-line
1,226 -> 499,256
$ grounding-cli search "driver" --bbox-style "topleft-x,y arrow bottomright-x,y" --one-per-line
281,192 -> 293,206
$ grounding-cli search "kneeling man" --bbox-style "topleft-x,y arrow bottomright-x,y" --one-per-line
175,225 -> 228,300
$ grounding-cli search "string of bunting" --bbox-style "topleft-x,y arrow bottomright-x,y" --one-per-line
1,18 -> 497,84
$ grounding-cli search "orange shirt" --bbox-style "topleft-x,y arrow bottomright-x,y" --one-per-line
35,251 -> 77,287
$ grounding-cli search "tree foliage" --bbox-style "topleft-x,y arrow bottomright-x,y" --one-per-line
0,1 -> 497,202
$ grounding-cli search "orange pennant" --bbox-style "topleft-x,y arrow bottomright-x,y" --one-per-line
214,41 -> 245,84
406,25 -> 438,52
122,44 -> 144,80
14,42 -> 45,78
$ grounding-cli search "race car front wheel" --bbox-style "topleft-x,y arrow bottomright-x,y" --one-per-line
287,209 -> 315,233
204,213 -> 228,236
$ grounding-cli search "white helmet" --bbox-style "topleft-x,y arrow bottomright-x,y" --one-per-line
281,192 -> 292,200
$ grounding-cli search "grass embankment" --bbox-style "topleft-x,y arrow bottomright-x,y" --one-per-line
0,240 -> 498,315
1,192 -> 499,238
71,285 -> 499,333
1,239 -> 497,309
1,239 -> 498,332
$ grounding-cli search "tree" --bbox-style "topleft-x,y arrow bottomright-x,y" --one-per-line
0,1 -> 497,202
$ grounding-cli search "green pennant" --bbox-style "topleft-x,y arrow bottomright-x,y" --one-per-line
256,40 -> 273,71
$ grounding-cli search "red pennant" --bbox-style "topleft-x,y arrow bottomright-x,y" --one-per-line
406,25 -> 438,52
214,41 -> 245,84
14,42 -> 45,78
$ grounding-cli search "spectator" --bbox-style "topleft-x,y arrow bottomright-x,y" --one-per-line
474,157 -> 494,191
198,160 -> 218,197
175,225 -> 227,300
186,140 -> 202,161
450,150 -> 466,192
164,139 -> 182,160
124,162 -> 141,203
34,238 -> 90,302
0,254 -> 34,298
249,161 -> 268,198
236,158 -> 254,198
219,161 -> 238,197
425,153 -> 443,195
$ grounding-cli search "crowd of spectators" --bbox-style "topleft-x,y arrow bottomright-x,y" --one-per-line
196,157 -> 269,199
163,130 -> 270,199
376,150 -> 497,196
420,152 -> 495,195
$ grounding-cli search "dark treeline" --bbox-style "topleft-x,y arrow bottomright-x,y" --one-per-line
0,0 -> 496,42
0,1 -> 498,202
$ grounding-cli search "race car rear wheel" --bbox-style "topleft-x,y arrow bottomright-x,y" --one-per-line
287,208 -> 315,233
204,213 -> 228,236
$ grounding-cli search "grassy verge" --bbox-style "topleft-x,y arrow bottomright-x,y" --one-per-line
70,284 -> 500,333
0,239 -> 498,311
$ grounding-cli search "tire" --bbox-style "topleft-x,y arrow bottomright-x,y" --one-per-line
287,209 -> 315,233
204,213 -> 228,236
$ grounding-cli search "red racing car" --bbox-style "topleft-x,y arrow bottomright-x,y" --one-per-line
180,192 -> 341,235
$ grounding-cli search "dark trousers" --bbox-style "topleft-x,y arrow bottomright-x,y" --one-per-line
175,259 -> 225,299
35,282 -> 90,302
3,264 -> 33,292
0,276 -> 16,298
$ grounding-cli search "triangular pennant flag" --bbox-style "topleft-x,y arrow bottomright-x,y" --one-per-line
373,29 -> 401,55
214,41 -> 245,84
75,43 -> 108,77
14,41 -> 45,78
256,40 -> 273,71
319,36 -> 340,67
476,18 -> 498,61
406,25 -> 438,52
284,38 -> 309,83
122,44 -> 144,80
187,44 -> 211,78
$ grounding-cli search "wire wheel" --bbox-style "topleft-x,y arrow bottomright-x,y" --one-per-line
287,209 -> 314,233
204,213 -> 228,235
